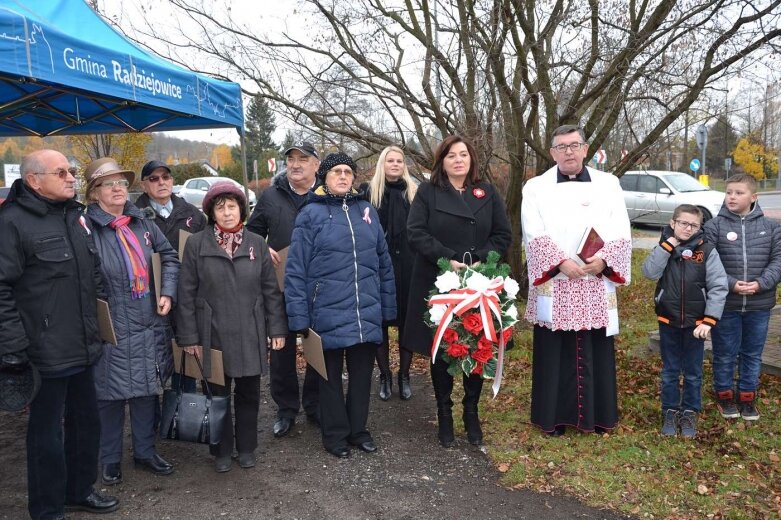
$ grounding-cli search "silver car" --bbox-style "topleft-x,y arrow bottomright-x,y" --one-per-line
619,170 -> 725,226
178,176 -> 257,213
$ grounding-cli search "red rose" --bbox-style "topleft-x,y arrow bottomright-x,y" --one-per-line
446,342 -> 469,358
462,313 -> 483,335
502,327 -> 514,343
443,328 -> 459,344
472,363 -> 484,375
477,336 -> 494,352
472,345 -> 493,363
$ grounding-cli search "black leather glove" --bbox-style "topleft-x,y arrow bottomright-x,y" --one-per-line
1,351 -> 29,372
292,329 -> 310,338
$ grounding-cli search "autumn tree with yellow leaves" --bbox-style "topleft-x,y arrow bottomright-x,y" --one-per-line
68,133 -> 152,188
733,137 -> 778,180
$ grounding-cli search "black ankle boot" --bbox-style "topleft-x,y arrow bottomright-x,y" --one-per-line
398,372 -> 412,400
378,373 -> 392,401
437,408 -> 455,447
463,410 -> 483,446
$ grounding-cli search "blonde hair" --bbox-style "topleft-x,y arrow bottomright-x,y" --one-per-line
368,146 -> 417,207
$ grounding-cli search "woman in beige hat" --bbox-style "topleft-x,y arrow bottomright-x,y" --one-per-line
83,157 -> 180,485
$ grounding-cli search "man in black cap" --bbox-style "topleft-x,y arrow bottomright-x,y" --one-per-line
0,149 -> 119,519
247,141 -> 321,437
136,160 -> 205,394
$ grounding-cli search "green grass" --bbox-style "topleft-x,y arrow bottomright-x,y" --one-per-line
483,250 -> 781,519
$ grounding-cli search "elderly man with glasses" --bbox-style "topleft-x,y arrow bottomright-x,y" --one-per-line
521,125 -> 633,438
0,149 -> 119,518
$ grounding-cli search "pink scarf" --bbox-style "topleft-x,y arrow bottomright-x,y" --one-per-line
214,223 -> 244,258
109,215 -> 149,299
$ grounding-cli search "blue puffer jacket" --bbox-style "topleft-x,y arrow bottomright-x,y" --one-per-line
704,202 -> 781,312
285,188 -> 396,350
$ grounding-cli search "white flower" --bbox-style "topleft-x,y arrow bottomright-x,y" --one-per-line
506,304 -> 518,320
503,277 -> 520,299
434,270 -> 461,293
428,304 -> 447,325
465,271 -> 491,292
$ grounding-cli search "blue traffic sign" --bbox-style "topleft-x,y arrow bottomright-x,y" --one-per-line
689,158 -> 701,172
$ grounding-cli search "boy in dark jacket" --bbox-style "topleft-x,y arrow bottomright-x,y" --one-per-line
643,204 -> 727,438
704,174 -> 781,421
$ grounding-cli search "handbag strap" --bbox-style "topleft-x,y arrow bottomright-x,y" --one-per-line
179,351 -> 215,400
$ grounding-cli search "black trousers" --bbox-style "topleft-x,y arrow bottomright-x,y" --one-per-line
98,395 -> 158,464
430,353 -> 483,410
209,375 -> 261,457
27,368 -> 100,520
270,332 -> 319,420
319,342 -> 377,451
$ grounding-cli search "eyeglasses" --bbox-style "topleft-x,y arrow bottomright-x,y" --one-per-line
673,220 -> 700,230
35,167 -> 78,179
328,168 -> 354,177
551,142 -> 586,153
146,173 -> 173,183
97,179 -> 130,189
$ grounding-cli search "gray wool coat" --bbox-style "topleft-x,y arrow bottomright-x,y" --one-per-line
87,202 -> 180,401
175,228 -> 288,379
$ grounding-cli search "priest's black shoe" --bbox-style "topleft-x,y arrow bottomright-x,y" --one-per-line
101,462 -> 122,485
273,417 -> 294,437
328,446 -> 351,458
352,440 -> 377,453
134,453 -> 174,475
64,491 -> 119,514
547,426 -> 566,437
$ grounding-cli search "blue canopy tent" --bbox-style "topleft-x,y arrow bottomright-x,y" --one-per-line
0,0 -> 243,136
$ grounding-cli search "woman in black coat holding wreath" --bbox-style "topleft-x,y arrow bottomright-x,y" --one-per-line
361,145 -> 417,401
403,135 -> 512,448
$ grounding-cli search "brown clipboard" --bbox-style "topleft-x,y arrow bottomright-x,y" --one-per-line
96,298 -> 117,345
151,252 -> 162,302
178,229 -> 191,261
274,246 -> 289,291
171,340 -> 225,386
301,329 -> 327,380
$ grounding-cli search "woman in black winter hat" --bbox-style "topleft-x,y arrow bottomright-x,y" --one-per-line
285,152 -> 397,458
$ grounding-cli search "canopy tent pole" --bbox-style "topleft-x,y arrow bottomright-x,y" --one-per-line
239,126 -> 251,205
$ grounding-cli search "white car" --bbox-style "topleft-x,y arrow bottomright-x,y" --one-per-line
178,176 -> 257,213
619,170 -> 725,226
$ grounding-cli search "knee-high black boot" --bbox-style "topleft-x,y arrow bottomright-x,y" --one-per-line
376,328 -> 392,401
462,374 -> 484,446
398,345 -> 413,401
431,356 -> 454,447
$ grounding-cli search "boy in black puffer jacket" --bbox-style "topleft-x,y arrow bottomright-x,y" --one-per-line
704,174 -> 781,422
643,204 -> 727,438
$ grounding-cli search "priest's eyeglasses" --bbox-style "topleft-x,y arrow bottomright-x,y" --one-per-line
551,142 -> 585,153
35,167 -> 78,179
673,220 -> 700,230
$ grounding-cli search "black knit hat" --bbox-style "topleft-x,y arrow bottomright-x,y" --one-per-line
316,152 -> 357,180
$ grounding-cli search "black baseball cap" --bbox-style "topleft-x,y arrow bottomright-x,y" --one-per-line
141,160 -> 172,180
283,141 -> 319,159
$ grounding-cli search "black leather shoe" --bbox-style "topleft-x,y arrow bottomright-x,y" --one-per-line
101,462 -> 122,485
64,491 -> 119,514
398,373 -> 412,400
133,453 -> 174,476
547,426 -> 566,437
327,446 -> 351,458
378,374 -> 391,401
594,426 -> 609,434
273,417 -> 294,437
353,441 -> 377,453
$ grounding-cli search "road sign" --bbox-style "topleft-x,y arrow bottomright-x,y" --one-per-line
268,158 -> 277,173
592,149 -> 607,164
724,157 -> 732,172
690,158 -> 701,172
696,125 -> 708,151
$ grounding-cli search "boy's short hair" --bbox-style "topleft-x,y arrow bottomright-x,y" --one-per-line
726,173 -> 757,193
672,204 -> 703,221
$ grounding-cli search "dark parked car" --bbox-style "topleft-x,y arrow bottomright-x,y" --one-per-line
0,186 -> 10,205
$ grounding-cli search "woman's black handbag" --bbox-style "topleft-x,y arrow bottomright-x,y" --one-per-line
160,353 -> 228,446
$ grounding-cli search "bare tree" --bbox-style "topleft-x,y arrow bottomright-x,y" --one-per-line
116,0 -> 781,276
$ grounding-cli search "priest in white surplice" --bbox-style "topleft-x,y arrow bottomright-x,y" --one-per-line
521,125 -> 632,436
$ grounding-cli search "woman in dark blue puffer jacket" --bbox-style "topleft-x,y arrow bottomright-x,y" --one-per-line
285,152 -> 396,458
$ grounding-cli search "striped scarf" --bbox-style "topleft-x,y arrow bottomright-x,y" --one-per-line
109,215 -> 149,299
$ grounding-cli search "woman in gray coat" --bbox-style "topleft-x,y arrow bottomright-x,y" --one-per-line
176,181 -> 288,473
84,158 -> 180,486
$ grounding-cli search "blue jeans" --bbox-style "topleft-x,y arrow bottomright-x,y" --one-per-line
711,310 -> 770,393
658,324 -> 705,412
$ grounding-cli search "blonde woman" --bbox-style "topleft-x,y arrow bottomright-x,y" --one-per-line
362,146 -> 418,401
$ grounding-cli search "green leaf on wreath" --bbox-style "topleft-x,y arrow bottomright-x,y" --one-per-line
437,257 -> 452,272
483,358 -> 497,379
461,356 -> 476,377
